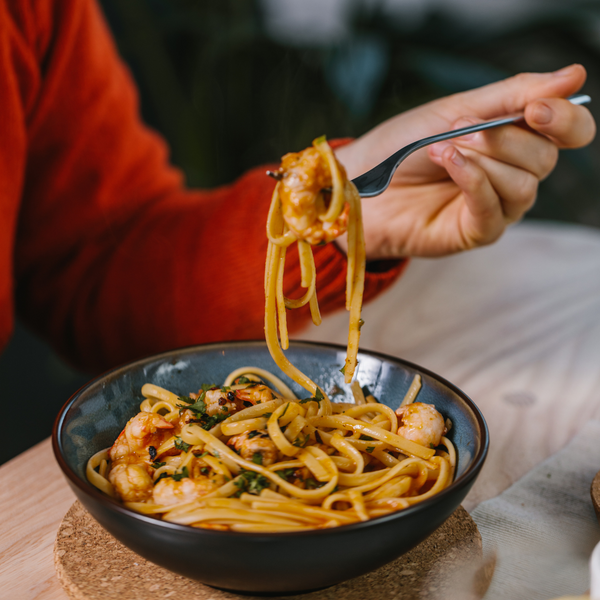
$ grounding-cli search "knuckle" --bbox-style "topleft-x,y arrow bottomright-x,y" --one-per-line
517,174 -> 539,206
539,143 -> 559,177
466,222 -> 504,249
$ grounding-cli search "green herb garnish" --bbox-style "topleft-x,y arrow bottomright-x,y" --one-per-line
233,470 -> 270,497
292,433 -> 310,448
154,472 -> 171,485
174,437 -> 191,452
275,468 -> 296,481
305,478 -> 324,490
172,466 -> 189,482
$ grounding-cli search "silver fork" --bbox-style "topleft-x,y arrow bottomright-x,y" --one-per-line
352,93 -> 591,197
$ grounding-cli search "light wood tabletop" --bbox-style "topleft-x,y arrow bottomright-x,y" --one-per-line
1,221 -> 599,600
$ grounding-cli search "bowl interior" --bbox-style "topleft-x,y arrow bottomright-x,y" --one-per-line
57,340 -> 486,497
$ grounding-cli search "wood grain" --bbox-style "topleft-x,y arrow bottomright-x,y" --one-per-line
0,438 -> 74,600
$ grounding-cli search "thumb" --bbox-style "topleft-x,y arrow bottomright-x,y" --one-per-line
453,64 -> 587,120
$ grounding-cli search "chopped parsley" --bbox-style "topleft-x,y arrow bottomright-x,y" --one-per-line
177,384 -> 229,430
262,412 -> 273,419
177,384 -> 216,414
292,433 -> 310,448
177,395 -> 195,405
300,388 -> 324,405
305,477 -> 324,490
252,452 -> 263,465
172,466 -> 189,482
359,435 -> 374,441
154,472 -> 171,485
247,430 -> 263,439
235,376 -> 251,384
151,461 -> 166,469
365,446 -> 375,453
233,470 -> 270,497
339,365 -> 346,375
275,468 -> 296,482
191,412 -> 228,430
174,437 -> 191,452
358,318 -> 365,331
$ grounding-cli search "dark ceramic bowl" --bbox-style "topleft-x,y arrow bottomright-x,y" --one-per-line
53,340 -> 488,594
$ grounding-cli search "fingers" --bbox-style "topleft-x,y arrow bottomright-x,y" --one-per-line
430,136 -> 541,224
439,146 -> 506,248
460,152 -> 539,222
453,64 -> 587,120
433,118 -> 559,180
525,96 -> 596,148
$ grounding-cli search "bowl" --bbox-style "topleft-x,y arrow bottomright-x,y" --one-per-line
53,340 -> 488,594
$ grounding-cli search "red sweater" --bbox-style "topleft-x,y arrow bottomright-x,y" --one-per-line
0,0 -> 405,372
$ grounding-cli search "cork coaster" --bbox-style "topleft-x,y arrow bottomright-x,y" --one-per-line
591,470 -> 600,524
55,501 -> 490,600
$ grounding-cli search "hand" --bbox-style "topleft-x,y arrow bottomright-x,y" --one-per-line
334,64 -> 596,260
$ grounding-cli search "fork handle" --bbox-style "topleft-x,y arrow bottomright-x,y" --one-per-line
354,93 -> 591,197
422,93 -> 591,141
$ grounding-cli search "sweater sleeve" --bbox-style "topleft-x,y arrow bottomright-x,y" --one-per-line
13,0 -> 406,372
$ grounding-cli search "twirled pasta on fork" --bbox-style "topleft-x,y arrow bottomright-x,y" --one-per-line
265,136 -> 365,389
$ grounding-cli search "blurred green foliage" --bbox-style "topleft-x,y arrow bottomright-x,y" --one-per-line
100,0 -> 600,227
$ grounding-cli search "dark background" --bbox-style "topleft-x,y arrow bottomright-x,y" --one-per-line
2,0 -> 600,465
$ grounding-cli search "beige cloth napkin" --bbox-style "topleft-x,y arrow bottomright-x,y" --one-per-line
470,420 -> 600,600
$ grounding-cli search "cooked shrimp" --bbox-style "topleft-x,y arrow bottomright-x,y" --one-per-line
234,384 -> 281,407
228,430 -> 279,466
109,412 -> 174,464
201,384 -> 281,418
152,475 -> 224,507
203,388 -> 237,416
277,147 -> 349,245
395,402 -> 447,448
108,463 -> 153,502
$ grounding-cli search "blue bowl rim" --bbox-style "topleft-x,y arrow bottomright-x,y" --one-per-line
52,339 -> 489,539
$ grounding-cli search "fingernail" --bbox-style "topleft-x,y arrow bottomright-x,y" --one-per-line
450,148 -> 466,167
553,64 -> 576,77
430,141 -> 451,157
532,102 -> 552,124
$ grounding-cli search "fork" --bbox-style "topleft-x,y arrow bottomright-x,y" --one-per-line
352,93 -> 591,197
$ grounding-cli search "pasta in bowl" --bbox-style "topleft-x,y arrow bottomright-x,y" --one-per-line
53,341 -> 488,594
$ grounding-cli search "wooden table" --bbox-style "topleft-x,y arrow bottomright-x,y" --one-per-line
2,221 -> 600,600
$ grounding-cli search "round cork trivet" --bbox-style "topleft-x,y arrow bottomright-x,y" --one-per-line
591,470 -> 600,524
55,501 -> 490,600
